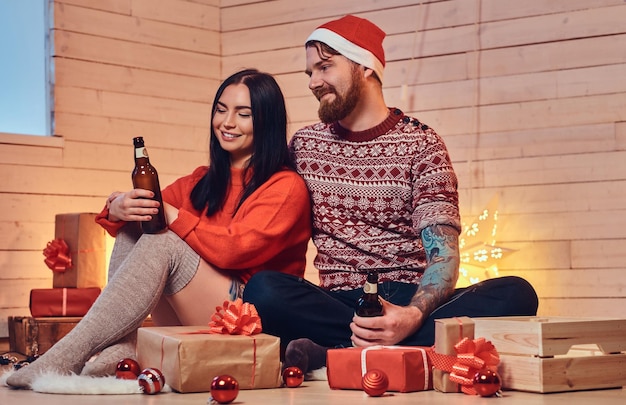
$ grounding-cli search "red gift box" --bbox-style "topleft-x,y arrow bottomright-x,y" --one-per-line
327,345 -> 433,392
29,287 -> 101,317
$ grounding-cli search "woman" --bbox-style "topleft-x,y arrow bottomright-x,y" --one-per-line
7,69 -> 312,389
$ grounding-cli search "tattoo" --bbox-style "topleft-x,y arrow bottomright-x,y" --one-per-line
410,224 -> 460,316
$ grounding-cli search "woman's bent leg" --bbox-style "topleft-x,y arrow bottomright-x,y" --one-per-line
80,223 -> 143,376
165,259 -> 233,326
7,230 -> 195,388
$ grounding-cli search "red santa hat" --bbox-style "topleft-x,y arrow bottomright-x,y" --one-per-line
306,15 -> 386,82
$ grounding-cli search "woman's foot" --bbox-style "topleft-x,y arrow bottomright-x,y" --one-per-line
5,342 -> 89,389
80,339 -> 137,377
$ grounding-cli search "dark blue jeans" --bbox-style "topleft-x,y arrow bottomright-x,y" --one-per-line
243,272 -> 538,349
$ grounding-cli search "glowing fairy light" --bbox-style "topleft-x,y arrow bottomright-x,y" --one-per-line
457,195 -> 515,288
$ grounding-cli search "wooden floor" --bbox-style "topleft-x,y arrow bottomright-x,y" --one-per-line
1,378 -> 625,405
2,339 -> 626,404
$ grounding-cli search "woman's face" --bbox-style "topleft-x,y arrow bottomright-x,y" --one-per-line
212,83 -> 254,168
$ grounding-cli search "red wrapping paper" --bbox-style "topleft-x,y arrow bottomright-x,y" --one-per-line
29,287 -> 101,317
327,345 -> 433,392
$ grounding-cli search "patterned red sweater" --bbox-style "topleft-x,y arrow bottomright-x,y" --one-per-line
290,108 -> 460,291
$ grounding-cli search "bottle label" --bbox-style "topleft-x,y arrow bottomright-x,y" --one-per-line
363,282 -> 377,294
135,147 -> 149,159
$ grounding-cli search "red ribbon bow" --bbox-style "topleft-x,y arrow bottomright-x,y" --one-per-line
429,337 -> 500,395
207,298 -> 262,336
449,337 -> 500,395
43,238 -> 72,273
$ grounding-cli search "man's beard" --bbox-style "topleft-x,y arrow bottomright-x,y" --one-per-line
316,68 -> 364,124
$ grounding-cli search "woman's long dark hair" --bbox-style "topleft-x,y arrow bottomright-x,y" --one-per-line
190,68 -> 291,217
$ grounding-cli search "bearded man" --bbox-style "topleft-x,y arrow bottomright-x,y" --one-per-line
243,14 -> 538,376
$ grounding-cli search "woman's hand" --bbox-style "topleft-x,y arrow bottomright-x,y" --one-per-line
107,189 -> 161,223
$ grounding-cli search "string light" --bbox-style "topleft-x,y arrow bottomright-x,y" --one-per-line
457,195 -> 515,287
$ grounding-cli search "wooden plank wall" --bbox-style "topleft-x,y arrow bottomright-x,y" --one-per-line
0,0 -> 220,337
0,0 -> 625,337
218,0 -> 626,319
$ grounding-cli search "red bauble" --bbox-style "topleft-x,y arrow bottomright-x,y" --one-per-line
282,366 -> 304,388
210,375 -> 239,404
138,367 -> 165,395
361,369 -> 389,397
115,358 -> 141,380
473,368 -> 502,397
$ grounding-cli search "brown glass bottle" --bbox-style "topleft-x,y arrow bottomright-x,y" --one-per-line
131,137 -> 167,234
355,270 -> 384,317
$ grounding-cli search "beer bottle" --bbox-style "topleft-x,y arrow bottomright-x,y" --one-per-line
355,270 -> 384,317
131,136 -> 167,234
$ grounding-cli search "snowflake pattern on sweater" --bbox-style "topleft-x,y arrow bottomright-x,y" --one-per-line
290,108 -> 461,291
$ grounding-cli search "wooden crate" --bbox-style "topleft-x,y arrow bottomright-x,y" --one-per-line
473,316 -> 626,393
8,316 -> 154,357
8,316 -> 82,356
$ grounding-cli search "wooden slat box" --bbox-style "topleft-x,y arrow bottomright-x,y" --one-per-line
473,316 -> 626,393
8,316 -> 155,357
8,316 -> 82,356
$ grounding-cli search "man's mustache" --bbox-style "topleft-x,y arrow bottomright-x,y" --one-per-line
313,87 -> 335,100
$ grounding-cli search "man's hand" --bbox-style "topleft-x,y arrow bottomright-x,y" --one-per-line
350,298 -> 424,347
350,224 -> 460,347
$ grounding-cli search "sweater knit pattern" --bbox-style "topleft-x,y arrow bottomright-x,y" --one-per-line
290,108 -> 460,291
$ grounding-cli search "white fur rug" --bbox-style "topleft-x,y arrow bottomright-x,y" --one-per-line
307,367 -> 328,381
0,366 -> 324,394
0,369 -> 171,395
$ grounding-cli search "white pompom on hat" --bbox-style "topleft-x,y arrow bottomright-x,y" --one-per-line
306,15 -> 386,82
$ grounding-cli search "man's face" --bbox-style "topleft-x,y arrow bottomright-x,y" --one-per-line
305,45 -> 364,123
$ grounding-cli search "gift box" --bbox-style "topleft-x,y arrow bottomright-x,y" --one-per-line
136,326 -> 282,393
327,345 -> 433,392
50,213 -> 107,289
474,316 -> 626,393
432,316 -> 474,393
29,287 -> 101,317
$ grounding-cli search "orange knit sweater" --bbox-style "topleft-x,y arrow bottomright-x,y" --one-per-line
96,166 -> 311,282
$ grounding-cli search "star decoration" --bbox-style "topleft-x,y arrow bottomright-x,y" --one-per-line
457,195 -> 516,287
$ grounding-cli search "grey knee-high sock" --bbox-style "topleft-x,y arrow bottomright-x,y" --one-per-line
80,330 -> 137,377
107,222 -> 142,281
78,223 -> 143,377
7,230 -> 195,389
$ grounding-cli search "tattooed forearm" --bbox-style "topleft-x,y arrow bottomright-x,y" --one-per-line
410,224 -> 460,316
